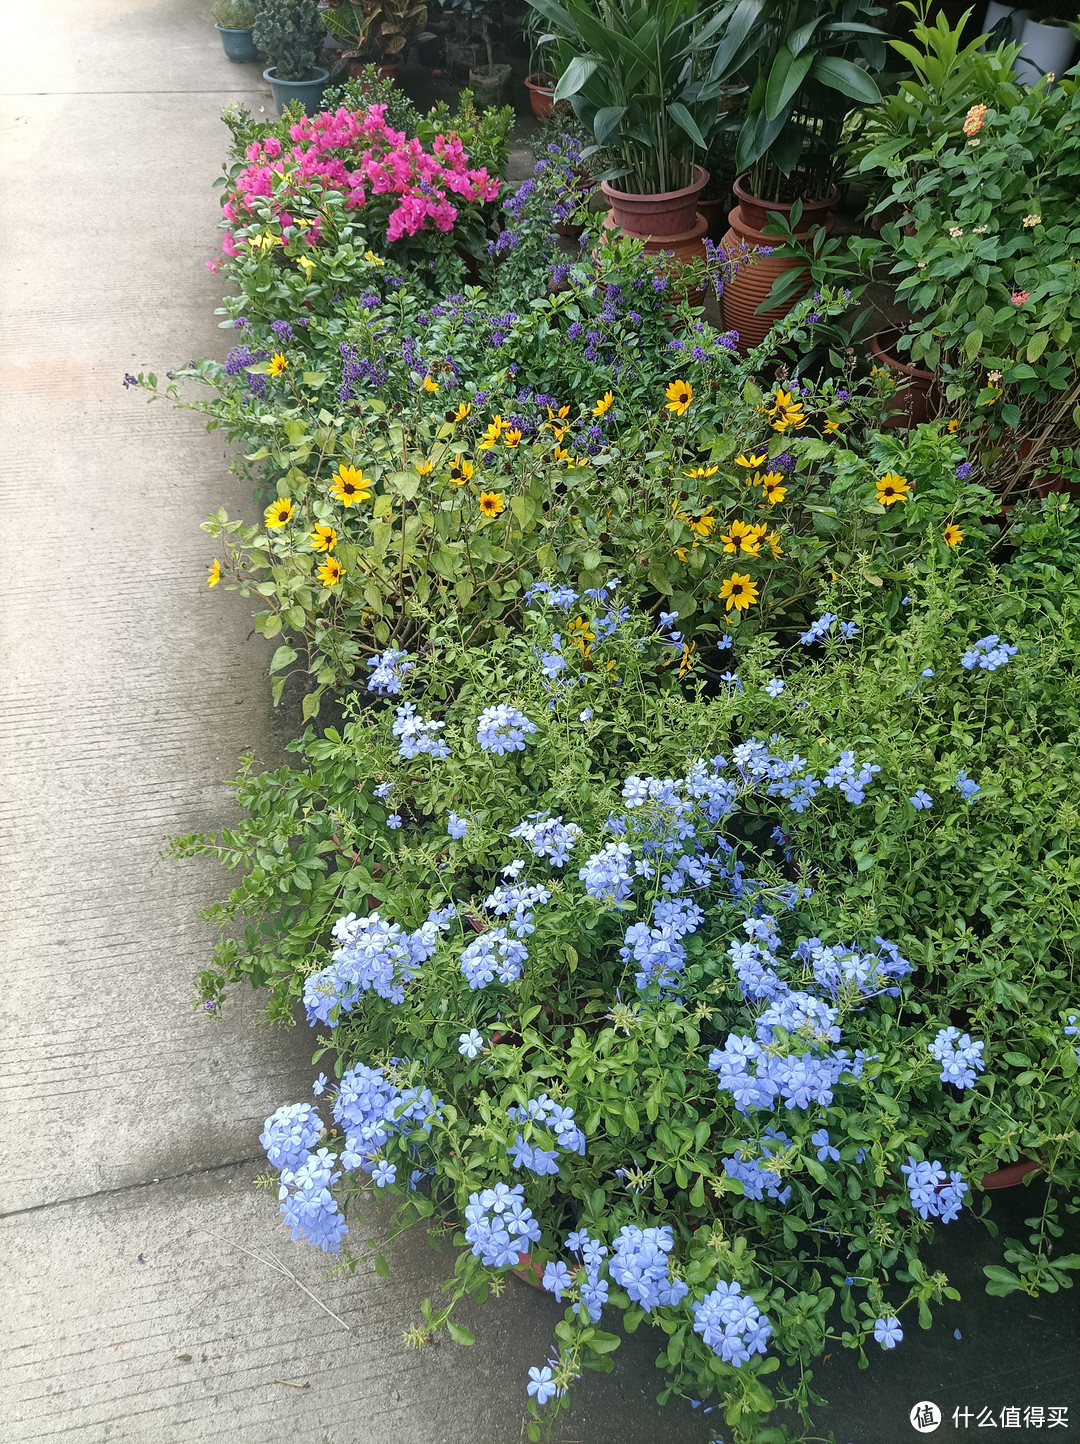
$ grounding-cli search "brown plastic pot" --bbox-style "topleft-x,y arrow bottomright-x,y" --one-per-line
731,174 -> 839,234
511,1252 -> 545,1288
600,211 -> 709,306
600,165 -> 709,239
978,1158 -> 1043,1191
868,329 -> 941,430
524,72 -> 556,118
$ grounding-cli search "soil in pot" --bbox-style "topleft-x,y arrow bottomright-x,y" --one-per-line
868,329 -> 942,430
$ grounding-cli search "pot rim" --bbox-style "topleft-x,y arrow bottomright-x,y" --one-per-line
732,172 -> 841,212
524,71 -> 556,90
868,327 -> 937,382
601,164 -> 709,206
263,65 -> 330,84
215,24 -> 254,33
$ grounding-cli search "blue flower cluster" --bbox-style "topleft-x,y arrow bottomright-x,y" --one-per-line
365,646 -> 413,694
524,581 -> 580,610
692,1280 -> 773,1366
392,703 -> 449,760
961,634 -> 1018,671
509,812 -> 582,866
333,1061 -> 441,1174
609,1224 -> 688,1311
722,1131 -> 793,1203
928,1027 -> 985,1089
459,928 -> 529,988
566,1228 -> 610,1321
955,768 -> 980,802
900,1156 -> 968,1223
823,751 -> 881,805
303,905 -> 457,1021
620,896 -> 703,990
260,1101 -> 323,1170
447,811 -> 468,838
476,703 -> 537,755
507,1094 -> 587,1177
732,739 -> 820,814
800,612 -> 837,645
277,1147 -> 347,1252
579,840 -> 634,901
464,1182 -> 542,1267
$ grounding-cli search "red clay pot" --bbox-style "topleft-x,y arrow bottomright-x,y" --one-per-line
524,72 -> 556,118
511,1252 -> 545,1288
978,1158 -> 1043,1191
601,165 -> 709,239
868,329 -> 941,430
730,174 -> 839,234
601,211 -> 709,306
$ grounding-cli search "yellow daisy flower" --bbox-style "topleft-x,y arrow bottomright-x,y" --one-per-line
268,352 -> 289,377
766,388 -> 806,433
207,558 -> 222,588
310,524 -> 338,553
758,471 -> 787,505
767,530 -> 783,559
503,428 -> 523,449
876,472 -> 910,506
824,418 -> 841,435
479,491 -> 505,517
422,376 -> 439,393
452,401 -> 472,422
478,416 -> 505,449
264,496 -> 295,529
449,458 -> 475,487
318,556 -> 345,587
592,391 -> 614,417
735,453 -> 767,468
719,573 -> 759,613
947,419 -> 960,433
568,616 -> 595,657
944,523 -> 964,548
415,460 -> 435,476
664,379 -> 693,416
331,464 -> 372,506
684,465 -> 719,479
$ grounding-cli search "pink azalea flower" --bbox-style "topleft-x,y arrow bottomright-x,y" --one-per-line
1012,290 -> 1030,305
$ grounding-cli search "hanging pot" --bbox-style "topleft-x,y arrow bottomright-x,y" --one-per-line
600,165 -> 709,240
717,176 -> 839,353
867,328 -> 942,430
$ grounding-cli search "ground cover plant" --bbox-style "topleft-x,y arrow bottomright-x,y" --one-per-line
159,65 -> 1080,1444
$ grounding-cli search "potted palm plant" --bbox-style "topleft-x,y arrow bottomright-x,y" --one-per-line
526,0 -> 740,247
253,0 -> 330,113
212,0 -> 260,62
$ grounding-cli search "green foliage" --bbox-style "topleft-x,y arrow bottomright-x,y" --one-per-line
323,0 -> 429,61
212,0 -> 258,28
252,0 -> 325,79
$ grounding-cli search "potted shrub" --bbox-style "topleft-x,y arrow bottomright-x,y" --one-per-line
324,0 -> 429,80
465,0 -> 513,107
253,0 -> 330,113
212,0 -> 260,62
713,0 -> 885,349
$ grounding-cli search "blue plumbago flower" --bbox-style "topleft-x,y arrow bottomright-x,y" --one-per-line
372,1159 -> 397,1188
621,898 -> 703,991
921,668 -> 935,678
365,647 -> 414,695
840,621 -> 859,639
955,769 -> 981,802
507,1097 -> 587,1173
764,678 -> 786,697
386,813 -> 403,830
458,1028 -> 484,1059
822,750 -> 881,805
312,1073 -> 328,1097
610,1224 -> 687,1311
928,1027 -> 985,1089
579,708 -> 593,722
1065,1013 -> 1079,1037
693,1280 -> 773,1366
526,1365 -> 558,1406
812,1128 -> 840,1163
578,840 -> 634,902
476,703 -> 537,755
510,813 -> 582,866
901,1156 -> 968,1223
873,1316 -> 903,1349
542,1260 -> 574,1300
538,634 -> 568,680
373,781 -> 393,800
909,790 -> 934,810
717,634 -> 734,652
459,927 -> 529,989
447,811 -> 468,839
960,633 -> 1018,671
392,703 -> 449,760
277,1147 -> 348,1252
465,1182 -> 541,1267
261,1102 -> 323,1171
800,613 -> 836,645
303,906 -> 456,1021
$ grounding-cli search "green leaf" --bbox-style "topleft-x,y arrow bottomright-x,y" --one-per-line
1027,331 -> 1049,363
964,329 -> 983,360
554,55 -> 599,103
666,102 -> 707,149
302,688 -> 323,722
269,645 -> 298,674
809,54 -> 880,104
763,47 -> 814,122
446,1321 -> 476,1346
983,1265 -> 1022,1295
374,1253 -> 390,1279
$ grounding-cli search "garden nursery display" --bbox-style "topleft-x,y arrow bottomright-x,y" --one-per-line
141,5 -> 1080,1440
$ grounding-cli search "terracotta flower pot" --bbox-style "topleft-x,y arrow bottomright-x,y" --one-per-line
717,176 -> 839,352
600,165 -> 709,240
524,72 -> 556,119
601,211 -> 709,305
868,329 -> 941,430
511,1252 -> 545,1288
978,1157 -> 1043,1191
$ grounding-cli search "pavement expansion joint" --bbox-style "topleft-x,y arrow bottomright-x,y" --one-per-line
0,1154 -> 264,1220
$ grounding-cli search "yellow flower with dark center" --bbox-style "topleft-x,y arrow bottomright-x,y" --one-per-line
740,522 -> 769,556
546,405 -> 570,422
719,573 -> 759,612
568,616 -> 595,657
876,472 -> 910,506
592,391 -> 614,417
264,496 -> 295,528
449,458 -> 475,487
665,379 -> 693,415
944,523 -> 964,548
678,640 -> 696,679
674,498 -> 717,539
720,519 -> 752,554
422,376 -> 439,393
503,428 -> 523,449
268,352 -> 288,377
415,460 -> 435,476
331,464 -> 372,506
767,388 -> 806,433
479,491 -> 505,517
310,524 -> 338,553
318,556 -> 345,587
758,471 -> 787,505
478,416 -> 505,449
684,465 -> 718,479
947,419 -> 960,433
452,401 -> 472,422
735,453 -> 767,468
207,558 -> 222,588
767,530 -> 783,559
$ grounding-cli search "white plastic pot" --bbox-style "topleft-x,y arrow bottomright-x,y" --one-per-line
982,2 -> 1029,44
1015,18 -> 1076,80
